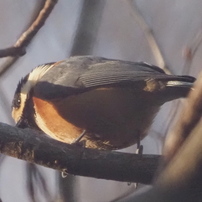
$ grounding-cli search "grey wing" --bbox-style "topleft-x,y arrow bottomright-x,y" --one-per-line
33,56 -> 195,100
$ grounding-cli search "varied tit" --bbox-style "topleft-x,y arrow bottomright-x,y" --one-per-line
11,56 -> 195,150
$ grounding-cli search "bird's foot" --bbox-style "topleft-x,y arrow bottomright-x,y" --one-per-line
135,144 -> 143,155
135,138 -> 143,189
135,137 -> 143,155
61,169 -> 68,178
71,130 -> 87,147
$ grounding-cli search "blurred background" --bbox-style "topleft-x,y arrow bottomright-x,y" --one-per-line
0,0 -> 201,201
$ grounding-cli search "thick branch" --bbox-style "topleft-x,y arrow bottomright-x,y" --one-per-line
0,123 -> 160,184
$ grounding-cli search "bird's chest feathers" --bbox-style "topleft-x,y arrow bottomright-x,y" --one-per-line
32,96 -> 83,143
32,88 -> 159,148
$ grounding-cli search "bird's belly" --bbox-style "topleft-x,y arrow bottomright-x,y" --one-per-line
33,87 -> 160,149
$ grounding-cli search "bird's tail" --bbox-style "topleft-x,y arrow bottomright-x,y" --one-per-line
166,80 -> 194,89
160,75 -> 195,102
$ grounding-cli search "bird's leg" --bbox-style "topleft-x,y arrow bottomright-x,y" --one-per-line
72,130 -> 86,144
135,136 -> 143,155
61,131 -> 87,178
134,136 -> 143,189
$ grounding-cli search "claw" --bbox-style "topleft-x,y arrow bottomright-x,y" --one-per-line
61,169 -> 68,178
72,130 -> 86,144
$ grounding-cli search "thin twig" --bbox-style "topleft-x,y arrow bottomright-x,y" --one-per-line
163,100 -> 181,138
0,0 -> 58,76
182,30 -> 202,74
14,0 -> 58,48
126,0 -> 171,74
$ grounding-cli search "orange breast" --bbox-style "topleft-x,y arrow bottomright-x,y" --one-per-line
32,87 -> 160,149
33,97 -> 83,143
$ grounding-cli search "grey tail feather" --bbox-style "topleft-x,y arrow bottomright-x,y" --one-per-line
165,74 -> 195,89
166,80 -> 194,89
159,76 -> 195,102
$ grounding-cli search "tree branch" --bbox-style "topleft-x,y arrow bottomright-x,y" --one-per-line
163,72 -> 202,162
182,30 -> 202,74
115,73 -> 202,202
0,0 -> 58,76
0,122 -> 160,184
126,0 -> 171,74
70,0 -> 105,56
14,0 -> 58,49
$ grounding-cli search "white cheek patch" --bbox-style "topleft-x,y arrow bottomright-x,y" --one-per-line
12,64 -> 54,123
21,64 -> 54,95
12,93 -> 27,123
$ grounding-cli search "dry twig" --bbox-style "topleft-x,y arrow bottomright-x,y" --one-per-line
182,30 -> 202,74
0,0 -> 58,76
126,0 -> 171,74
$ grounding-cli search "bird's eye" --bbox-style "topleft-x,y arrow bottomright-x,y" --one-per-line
13,94 -> 21,109
17,98 -> 21,106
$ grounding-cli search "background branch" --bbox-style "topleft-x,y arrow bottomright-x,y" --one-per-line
70,0 -> 105,56
0,123 -> 160,184
126,0 -> 170,74
182,30 -> 202,74
0,0 -> 58,76
163,72 -> 202,162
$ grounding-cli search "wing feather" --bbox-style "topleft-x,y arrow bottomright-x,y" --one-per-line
33,56 -> 195,100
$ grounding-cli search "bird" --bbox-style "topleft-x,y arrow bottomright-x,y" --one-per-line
11,56 -> 195,150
